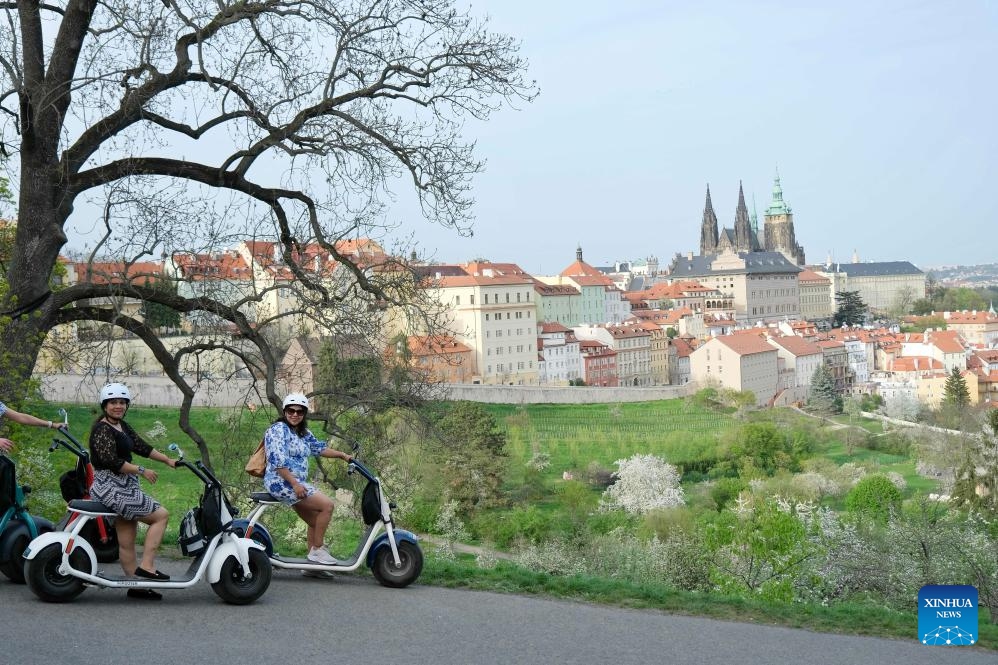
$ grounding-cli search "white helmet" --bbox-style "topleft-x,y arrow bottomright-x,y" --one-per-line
99,383 -> 131,406
282,393 -> 309,412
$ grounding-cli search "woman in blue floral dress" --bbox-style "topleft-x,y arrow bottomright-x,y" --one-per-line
263,393 -> 351,565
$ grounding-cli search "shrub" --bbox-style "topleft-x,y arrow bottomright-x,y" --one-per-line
708,477 -> 747,511
845,475 -> 902,520
600,454 -> 685,514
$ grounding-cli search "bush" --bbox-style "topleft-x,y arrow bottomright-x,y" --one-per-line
845,475 -> 902,520
708,477 -> 747,511
477,505 -> 553,548
600,454 -> 685,514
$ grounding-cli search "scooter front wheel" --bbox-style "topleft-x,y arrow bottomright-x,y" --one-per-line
371,540 -> 423,588
25,543 -> 88,603
211,548 -> 272,605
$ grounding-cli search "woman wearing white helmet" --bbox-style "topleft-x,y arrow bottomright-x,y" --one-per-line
262,393 -> 351,567
89,383 -> 177,600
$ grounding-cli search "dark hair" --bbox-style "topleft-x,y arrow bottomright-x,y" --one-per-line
275,414 -> 308,437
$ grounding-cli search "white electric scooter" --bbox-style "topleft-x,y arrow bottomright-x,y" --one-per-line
23,444 -> 272,604
234,451 -> 423,587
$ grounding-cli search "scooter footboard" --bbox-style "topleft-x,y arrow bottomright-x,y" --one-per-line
206,534 -> 267,583
22,531 -> 98,575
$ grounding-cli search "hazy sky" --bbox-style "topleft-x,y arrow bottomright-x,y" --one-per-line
394,0 -> 997,275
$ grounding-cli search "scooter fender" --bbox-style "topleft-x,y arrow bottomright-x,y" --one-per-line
206,535 -> 266,584
365,529 -> 419,569
230,518 -> 275,557
22,531 -> 98,575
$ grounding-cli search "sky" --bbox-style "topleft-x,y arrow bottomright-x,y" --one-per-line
388,0 -> 998,275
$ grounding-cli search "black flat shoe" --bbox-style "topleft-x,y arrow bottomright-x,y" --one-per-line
127,588 -> 163,600
134,567 -> 170,581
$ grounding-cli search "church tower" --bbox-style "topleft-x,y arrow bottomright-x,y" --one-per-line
699,185 -> 719,255
763,171 -> 805,265
733,182 -> 755,251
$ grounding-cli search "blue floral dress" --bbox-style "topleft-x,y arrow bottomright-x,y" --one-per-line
262,421 -> 326,505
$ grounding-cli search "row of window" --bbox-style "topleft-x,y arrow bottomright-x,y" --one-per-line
487,344 -> 533,355
455,292 -> 534,306
486,328 -> 531,338
487,361 -> 534,374
484,311 -> 532,321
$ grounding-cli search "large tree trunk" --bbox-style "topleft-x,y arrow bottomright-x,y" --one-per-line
1,149 -> 67,399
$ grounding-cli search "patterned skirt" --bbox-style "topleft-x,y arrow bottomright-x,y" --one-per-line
90,470 -> 160,520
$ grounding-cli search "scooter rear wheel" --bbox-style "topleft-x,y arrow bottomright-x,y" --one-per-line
80,521 -> 119,563
0,533 -> 30,583
25,543 -> 88,603
211,548 -> 272,605
371,540 -> 423,588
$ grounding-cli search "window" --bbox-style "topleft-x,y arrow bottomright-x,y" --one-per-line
484,294 -> 489,304
506,293 -> 510,303
455,295 -> 460,305
485,313 -> 490,321
517,293 -> 521,303
470,295 -> 475,305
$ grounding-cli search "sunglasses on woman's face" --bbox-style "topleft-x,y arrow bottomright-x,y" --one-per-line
284,407 -> 306,416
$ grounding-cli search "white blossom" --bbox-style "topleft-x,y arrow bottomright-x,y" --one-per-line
599,454 -> 685,514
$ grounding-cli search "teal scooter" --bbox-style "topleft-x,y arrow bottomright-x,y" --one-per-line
0,454 -> 55,583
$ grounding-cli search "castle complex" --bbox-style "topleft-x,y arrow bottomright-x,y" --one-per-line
699,173 -> 805,266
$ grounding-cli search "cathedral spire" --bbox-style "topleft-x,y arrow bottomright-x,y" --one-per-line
699,184 -> 718,255
576,244 -> 583,262
765,169 -> 790,216
733,181 -> 752,251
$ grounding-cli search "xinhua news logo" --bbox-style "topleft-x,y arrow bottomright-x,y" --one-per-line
919,585 -> 977,646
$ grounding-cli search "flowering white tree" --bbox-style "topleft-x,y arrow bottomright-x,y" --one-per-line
600,454 -> 685,514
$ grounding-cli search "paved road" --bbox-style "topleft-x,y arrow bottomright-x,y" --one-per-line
4,561 -> 995,665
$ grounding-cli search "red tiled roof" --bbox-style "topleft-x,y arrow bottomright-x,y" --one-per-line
75,261 -> 162,285
714,334 -> 778,356
888,356 -> 943,372
407,335 -> 470,356
768,335 -> 823,356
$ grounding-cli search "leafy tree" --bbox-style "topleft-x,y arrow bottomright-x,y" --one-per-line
426,401 -> 508,515
703,499 -> 813,601
942,367 -> 971,409
833,290 -> 868,327
600,454 -> 685,514
138,278 -> 181,329
807,363 -> 840,415
0,1 -> 535,463
845,474 -> 902,521
726,421 -> 805,477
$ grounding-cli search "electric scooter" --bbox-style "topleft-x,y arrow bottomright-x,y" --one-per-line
235,449 -> 423,588
23,443 -> 272,604
0,454 -> 55,584
48,409 -> 118,563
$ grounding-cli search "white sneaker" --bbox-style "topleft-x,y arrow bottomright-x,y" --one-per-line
307,546 -> 336,565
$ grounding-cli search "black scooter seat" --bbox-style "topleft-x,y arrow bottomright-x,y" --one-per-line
67,499 -> 113,513
250,491 -> 279,503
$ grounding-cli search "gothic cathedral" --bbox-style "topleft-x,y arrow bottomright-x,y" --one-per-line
698,173 -> 805,265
